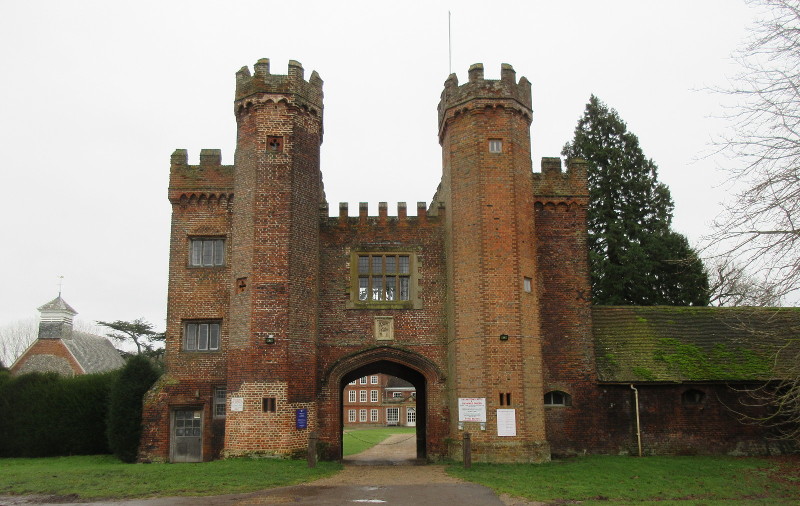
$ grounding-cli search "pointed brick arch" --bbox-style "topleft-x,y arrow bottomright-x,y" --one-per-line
318,346 -> 447,461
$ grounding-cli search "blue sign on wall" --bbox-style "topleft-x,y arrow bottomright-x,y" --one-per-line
296,408 -> 308,429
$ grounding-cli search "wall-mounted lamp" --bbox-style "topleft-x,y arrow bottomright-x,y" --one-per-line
499,334 -> 509,341
265,334 -> 275,345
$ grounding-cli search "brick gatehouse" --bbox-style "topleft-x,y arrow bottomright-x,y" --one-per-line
139,58 -> 799,463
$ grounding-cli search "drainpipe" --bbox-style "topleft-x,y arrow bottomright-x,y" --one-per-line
630,384 -> 642,457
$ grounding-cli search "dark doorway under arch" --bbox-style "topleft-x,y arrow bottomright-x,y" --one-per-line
340,360 -> 427,460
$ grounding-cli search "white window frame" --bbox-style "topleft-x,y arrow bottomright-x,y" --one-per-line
371,390 -> 379,403
348,390 -> 356,403
360,377 -> 368,384
386,407 -> 400,424
360,390 -> 367,403
371,375 -> 379,384
348,409 -> 356,422
392,391 -> 403,398
359,409 -> 367,422
183,321 -> 221,351
489,139 -> 503,153
370,409 -> 379,422
190,237 -> 225,267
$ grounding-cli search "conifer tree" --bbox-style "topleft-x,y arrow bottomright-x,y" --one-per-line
562,95 -> 709,306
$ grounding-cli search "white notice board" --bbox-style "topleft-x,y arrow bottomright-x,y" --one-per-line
230,397 -> 244,412
458,398 -> 487,422
496,409 -> 516,436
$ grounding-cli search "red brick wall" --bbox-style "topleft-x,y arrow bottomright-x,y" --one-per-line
438,64 -> 548,462
10,338 -> 82,376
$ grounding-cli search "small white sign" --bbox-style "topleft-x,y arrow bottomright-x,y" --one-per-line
497,409 -> 516,437
230,397 -> 244,412
458,397 -> 487,422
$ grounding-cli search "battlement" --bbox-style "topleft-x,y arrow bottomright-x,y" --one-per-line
438,63 -> 532,132
532,157 -> 589,203
234,58 -> 323,112
168,149 -> 234,203
319,201 -> 443,227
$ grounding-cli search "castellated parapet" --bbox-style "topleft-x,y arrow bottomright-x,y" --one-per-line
234,58 -> 323,116
438,63 -> 532,138
532,157 -> 589,205
168,148 -> 234,204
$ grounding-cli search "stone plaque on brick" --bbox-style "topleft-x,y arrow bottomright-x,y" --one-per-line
458,397 -> 487,422
374,316 -> 394,341
230,397 -> 244,412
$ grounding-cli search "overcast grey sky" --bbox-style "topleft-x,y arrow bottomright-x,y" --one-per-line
0,0 -> 757,331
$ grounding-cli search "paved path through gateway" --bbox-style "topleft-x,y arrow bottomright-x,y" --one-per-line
0,435 -> 540,505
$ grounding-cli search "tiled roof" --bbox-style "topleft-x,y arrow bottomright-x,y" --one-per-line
593,306 -> 800,383
63,331 -> 125,373
37,296 -> 77,314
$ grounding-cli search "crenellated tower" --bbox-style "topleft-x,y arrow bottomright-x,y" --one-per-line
438,63 -> 550,462
225,59 -> 324,456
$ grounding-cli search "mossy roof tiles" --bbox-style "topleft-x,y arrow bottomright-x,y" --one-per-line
592,306 -> 800,383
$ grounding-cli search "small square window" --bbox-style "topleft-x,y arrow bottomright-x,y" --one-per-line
489,139 -> 503,153
267,136 -> 283,153
371,375 -> 379,384
263,397 -> 276,412
360,377 -> 368,384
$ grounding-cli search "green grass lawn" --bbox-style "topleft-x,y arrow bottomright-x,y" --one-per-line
447,455 -> 800,505
342,426 -> 416,456
0,455 -> 341,500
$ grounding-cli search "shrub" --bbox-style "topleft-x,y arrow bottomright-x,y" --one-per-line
0,371 -> 117,457
106,355 -> 160,462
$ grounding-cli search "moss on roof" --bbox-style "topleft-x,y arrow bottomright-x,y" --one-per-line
592,306 -> 800,383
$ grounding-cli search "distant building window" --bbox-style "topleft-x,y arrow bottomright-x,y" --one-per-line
489,139 -> 503,153
348,390 -> 356,403
359,409 -> 367,422
370,409 -> 379,422
371,375 -> 379,384
410,392 -> 416,399
262,397 -> 276,412
348,409 -> 356,422
386,407 -> 399,425
371,390 -> 379,403
349,380 -> 357,385
360,390 -> 367,403
682,389 -> 706,405
392,392 -> 403,398
544,390 -> 571,406
190,238 -> 225,267
183,321 -> 221,351
214,387 -> 226,418
360,377 -> 368,384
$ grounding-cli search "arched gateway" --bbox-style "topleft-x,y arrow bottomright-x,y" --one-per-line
138,58 -> 592,464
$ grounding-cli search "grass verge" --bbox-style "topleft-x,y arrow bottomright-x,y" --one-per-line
0,455 -> 341,500
342,426 -> 416,456
447,455 -> 800,505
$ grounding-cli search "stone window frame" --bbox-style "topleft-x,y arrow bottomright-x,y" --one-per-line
183,320 -> 222,352
213,386 -> 226,419
544,390 -> 572,407
189,237 -> 225,267
347,250 -> 422,309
